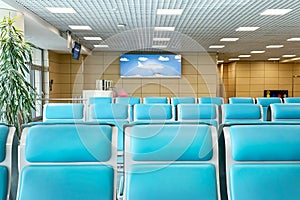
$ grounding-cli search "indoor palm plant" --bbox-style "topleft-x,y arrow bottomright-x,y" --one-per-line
0,16 -> 38,136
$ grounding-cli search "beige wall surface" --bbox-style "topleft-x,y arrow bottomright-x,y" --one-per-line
49,51 -> 218,99
220,61 -> 300,101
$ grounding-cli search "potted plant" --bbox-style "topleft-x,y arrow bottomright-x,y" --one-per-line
0,15 -> 38,136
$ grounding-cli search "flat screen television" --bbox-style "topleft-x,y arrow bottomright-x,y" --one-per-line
72,42 -> 81,60
120,54 -> 181,78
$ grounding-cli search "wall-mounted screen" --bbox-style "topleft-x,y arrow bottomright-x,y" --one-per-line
120,54 -> 181,78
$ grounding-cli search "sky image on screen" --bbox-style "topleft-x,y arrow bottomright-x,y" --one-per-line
120,54 -> 181,78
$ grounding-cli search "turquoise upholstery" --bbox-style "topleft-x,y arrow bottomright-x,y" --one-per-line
0,124 -> 14,200
0,165 -> 8,200
177,104 -> 218,128
284,97 -> 300,103
18,165 -> 114,200
25,124 -> 113,162
224,124 -> 300,200
126,164 -> 218,200
115,97 -> 140,105
133,104 -> 174,122
222,104 -> 263,123
170,97 -> 195,105
123,123 -> 219,200
0,126 -> 8,162
88,97 -> 112,104
18,123 -> 117,200
230,125 -> 300,161
115,97 -> 140,121
198,97 -> 224,105
229,97 -> 254,104
256,97 -> 282,121
230,164 -> 300,200
130,124 -> 213,161
43,103 -> 84,122
89,104 -> 129,151
270,103 -> 300,121
143,97 -> 169,104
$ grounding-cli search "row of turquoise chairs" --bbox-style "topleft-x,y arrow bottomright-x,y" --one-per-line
2,122 -> 300,199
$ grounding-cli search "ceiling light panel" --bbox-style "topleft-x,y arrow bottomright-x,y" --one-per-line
153,38 -> 171,41
84,37 -> 102,40
287,38 -> 300,41
220,38 -> 239,42
157,9 -> 183,15
250,50 -> 266,54
152,45 -> 167,48
266,45 -> 284,48
229,58 -> 240,61
209,45 -> 225,48
238,55 -> 251,58
236,27 -> 260,31
268,58 -> 280,60
260,9 -> 292,16
94,44 -> 109,48
282,55 -> 296,57
154,27 -> 175,31
69,25 -> 92,30
46,7 -> 76,13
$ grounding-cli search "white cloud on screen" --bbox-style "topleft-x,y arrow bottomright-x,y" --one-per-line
175,55 -> 181,60
120,57 -> 129,62
138,57 -> 148,61
158,56 -> 169,61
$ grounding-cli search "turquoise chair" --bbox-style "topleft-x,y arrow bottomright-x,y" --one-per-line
223,124 -> 300,200
143,97 -> 169,104
17,123 -> 117,200
256,97 -> 282,121
43,103 -> 85,122
222,104 -> 263,124
120,123 -> 219,200
228,97 -> 255,104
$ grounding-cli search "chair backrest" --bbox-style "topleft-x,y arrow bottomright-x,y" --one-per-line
228,97 -> 255,104
223,124 -> 300,200
115,97 -> 140,105
198,97 -> 224,105
0,124 -> 15,200
143,97 -> 169,104
283,97 -> 300,103
133,104 -> 174,122
17,123 -> 117,200
88,103 -> 129,151
222,104 -> 263,124
43,103 -> 85,123
256,97 -> 282,121
270,103 -> 300,122
88,97 -> 112,104
170,97 -> 196,105
115,97 -> 140,122
177,104 -> 219,128
123,123 -> 219,200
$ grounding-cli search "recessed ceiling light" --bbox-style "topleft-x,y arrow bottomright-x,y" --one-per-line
282,55 -> 296,58
228,58 -> 240,61
154,27 -> 175,31
266,45 -> 284,48
236,27 -> 260,31
152,45 -> 167,48
46,7 -> 76,13
153,38 -> 171,41
83,37 -> 102,40
291,57 -> 300,61
117,24 -> 126,28
238,55 -> 251,58
260,9 -> 292,16
69,25 -> 92,30
157,9 -> 183,15
209,45 -> 225,48
94,44 -> 109,48
287,38 -> 300,41
217,60 -> 224,63
250,50 -> 265,54
268,58 -> 280,61
220,38 -> 239,42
